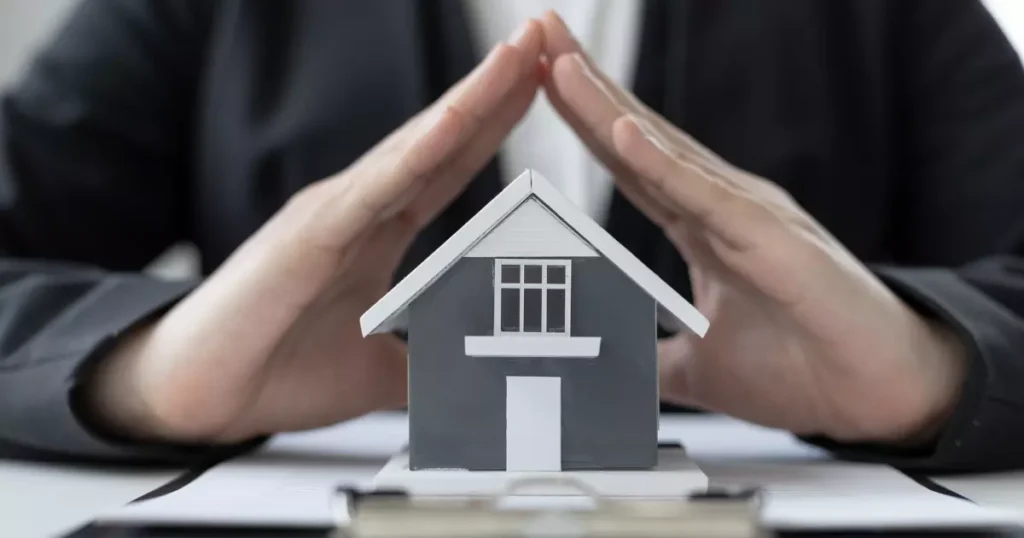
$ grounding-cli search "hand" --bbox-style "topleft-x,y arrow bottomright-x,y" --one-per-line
83,21 -> 545,444
538,12 -> 967,445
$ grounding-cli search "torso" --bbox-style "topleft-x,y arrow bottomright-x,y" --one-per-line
190,0 -> 902,294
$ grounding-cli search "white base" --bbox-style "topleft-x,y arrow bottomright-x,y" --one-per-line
372,445 -> 707,498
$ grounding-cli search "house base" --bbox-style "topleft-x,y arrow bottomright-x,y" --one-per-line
371,444 -> 707,498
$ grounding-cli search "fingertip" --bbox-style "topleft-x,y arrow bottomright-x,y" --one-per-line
509,18 -> 544,58
539,9 -> 564,33
539,9 -> 581,56
541,8 -> 562,24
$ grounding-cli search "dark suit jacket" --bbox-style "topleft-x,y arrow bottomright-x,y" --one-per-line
1,0 -> 1024,471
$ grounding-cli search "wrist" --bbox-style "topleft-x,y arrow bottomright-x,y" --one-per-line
916,319 -> 968,437
80,322 -> 171,443
883,316 -> 969,448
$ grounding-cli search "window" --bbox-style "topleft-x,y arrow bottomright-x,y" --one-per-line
495,259 -> 571,335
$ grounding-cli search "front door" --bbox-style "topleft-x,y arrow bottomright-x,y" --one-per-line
505,376 -> 562,471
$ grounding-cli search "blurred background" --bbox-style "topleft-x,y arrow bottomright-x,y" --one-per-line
1,0 -> 1022,280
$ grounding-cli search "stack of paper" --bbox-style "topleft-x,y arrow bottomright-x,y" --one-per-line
98,412 -> 1024,531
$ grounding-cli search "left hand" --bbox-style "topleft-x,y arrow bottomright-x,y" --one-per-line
538,12 -> 967,445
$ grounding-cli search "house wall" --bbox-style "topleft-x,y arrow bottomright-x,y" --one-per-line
408,256 -> 658,471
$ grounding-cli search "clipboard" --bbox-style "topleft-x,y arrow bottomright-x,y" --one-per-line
332,476 -> 770,538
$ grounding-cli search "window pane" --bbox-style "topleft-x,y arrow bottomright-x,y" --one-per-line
523,288 -> 542,332
547,265 -> 565,284
524,264 -> 542,283
501,264 -> 520,284
547,289 -> 566,333
501,288 -> 520,331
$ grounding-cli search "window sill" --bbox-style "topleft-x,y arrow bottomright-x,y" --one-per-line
464,335 -> 601,358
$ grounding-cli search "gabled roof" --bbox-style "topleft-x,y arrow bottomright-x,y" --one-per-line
360,169 -> 709,337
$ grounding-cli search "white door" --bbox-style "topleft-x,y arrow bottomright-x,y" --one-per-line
505,376 -> 562,471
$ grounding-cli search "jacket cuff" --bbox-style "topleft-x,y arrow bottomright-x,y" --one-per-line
5,274 -> 261,463
804,266 -> 1024,472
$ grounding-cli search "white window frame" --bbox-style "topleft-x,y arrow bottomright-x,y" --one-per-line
494,259 -> 571,336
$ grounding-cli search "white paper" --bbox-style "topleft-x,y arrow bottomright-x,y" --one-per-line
99,412 -> 1023,530
0,459 -> 178,538
935,472 -> 1024,517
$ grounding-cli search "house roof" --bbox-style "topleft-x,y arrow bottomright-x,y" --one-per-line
360,169 -> 709,338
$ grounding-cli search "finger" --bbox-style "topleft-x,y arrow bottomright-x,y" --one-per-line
325,22 -> 543,245
657,336 -> 699,408
537,18 -> 678,226
371,18 -> 541,165
545,46 -> 804,233
408,39 -> 544,227
547,51 -> 720,183
613,114 -> 775,251
541,11 -> 729,171
540,11 -> 642,117
543,79 -> 679,227
545,55 -> 694,228
378,37 -> 540,219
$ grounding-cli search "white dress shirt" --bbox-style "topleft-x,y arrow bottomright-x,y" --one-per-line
461,0 -> 644,225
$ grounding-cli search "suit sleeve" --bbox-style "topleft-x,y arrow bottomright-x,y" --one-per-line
806,0 -> 1024,472
0,0 -> 215,461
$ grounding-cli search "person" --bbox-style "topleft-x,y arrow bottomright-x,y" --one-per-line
1,0 -> 1023,472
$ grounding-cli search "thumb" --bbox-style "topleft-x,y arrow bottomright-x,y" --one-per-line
657,336 -> 700,408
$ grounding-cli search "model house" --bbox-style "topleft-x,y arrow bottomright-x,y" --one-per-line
360,169 -> 708,473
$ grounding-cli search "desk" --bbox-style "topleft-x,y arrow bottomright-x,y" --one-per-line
0,458 -> 178,538
5,413 -> 1024,538
936,473 -> 1024,514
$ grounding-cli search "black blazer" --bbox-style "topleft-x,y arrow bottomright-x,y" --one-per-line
2,0 -> 1024,471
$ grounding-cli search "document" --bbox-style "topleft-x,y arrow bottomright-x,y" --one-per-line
0,459 -> 178,538
99,412 -> 1024,530
934,471 -> 1024,515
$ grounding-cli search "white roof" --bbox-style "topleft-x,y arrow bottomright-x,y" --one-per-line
359,169 -> 709,337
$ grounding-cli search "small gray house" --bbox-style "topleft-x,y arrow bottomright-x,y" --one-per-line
360,169 -> 708,472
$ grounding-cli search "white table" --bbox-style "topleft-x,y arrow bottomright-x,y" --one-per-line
4,413 -> 1024,537
99,413 -> 1024,532
0,458 -> 179,538
936,472 -> 1024,513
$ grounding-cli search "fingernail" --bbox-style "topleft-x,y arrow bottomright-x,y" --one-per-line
507,20 -> 533,46
549,11 -> 585,50
547,10 -> 572,36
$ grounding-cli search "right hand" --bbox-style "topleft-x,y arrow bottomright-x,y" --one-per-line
83,21 -> 545,445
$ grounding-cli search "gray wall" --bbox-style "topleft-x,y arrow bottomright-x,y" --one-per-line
408,256 -> 657,471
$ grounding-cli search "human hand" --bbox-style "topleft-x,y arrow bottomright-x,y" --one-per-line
538,12 -> 967,445
83,21 -> 546,444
